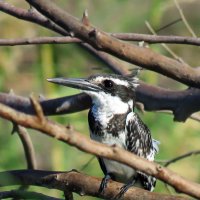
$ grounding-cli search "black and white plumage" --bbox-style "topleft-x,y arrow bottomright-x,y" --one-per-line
47,73 -> 159,194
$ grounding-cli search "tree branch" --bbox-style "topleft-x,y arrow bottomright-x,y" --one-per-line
164,150 -> 200,167
25,0 -> 200,88
0,102 -> 199,198
111,33 -> 200,46
0,37 -> 80,46
0,170 -> 188,200
0,1 -> 67,36
2,1 -> 200,87
1,82 -> 200,122
1,34 -> 200,46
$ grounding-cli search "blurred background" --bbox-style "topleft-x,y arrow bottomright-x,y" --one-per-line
0,0 -> 200,199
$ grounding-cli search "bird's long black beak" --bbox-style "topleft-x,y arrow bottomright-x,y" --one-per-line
47,77 -> 100,92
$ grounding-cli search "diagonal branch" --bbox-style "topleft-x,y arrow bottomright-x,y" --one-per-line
0,102 -> 199,198
0,1 -> 67,36
2,1 -> 200,87
25,0 -> 200,88
0,170 -> 188,200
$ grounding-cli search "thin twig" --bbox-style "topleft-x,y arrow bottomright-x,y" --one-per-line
145,21 -> 184,63
0,37 -> 80,46
174,0 -> 197,38
164,150 -> 200,167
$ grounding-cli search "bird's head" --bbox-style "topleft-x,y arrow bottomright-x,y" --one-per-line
48,74 -> 139,113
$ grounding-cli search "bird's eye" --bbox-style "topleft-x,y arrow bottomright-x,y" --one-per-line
103,79 -> 114,88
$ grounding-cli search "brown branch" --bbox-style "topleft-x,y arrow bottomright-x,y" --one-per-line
0,102 -> 199,198
25,0 -> 200,88
0,2 -> 199,87
0,2 -> 200,48
1,34 -> 200,46
111,33 -> 200,46
0,170 -> 188,200
0,1 -> 67,36
0,37 -> 80,46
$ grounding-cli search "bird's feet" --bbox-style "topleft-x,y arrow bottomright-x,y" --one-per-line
98,174 -> 112,194
114,180 -> 136,200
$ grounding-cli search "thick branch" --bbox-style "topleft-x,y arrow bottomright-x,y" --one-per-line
0,103 -> 199,198
0,170 -> 187,200
1,83 -> 200,122
0,2 -> 67,36
2,1 -> 200,87
26,0 -> 200,88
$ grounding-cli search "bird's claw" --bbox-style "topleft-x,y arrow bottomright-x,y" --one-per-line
98,174 -> 111,194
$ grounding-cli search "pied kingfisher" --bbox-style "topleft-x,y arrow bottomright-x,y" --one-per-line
48,74 -> 159,196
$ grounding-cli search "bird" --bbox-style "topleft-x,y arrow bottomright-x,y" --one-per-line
47,73 -> 159,197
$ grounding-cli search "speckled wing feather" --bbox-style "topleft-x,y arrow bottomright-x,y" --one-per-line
125,112 -> 159,191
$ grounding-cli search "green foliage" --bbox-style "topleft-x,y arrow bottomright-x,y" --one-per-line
0,1 -> 200,199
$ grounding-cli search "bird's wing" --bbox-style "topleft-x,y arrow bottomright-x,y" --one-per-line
125,112 -> 159,191
125,112 -> 159,159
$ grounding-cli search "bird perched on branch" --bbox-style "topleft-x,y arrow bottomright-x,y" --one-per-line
48,73 -> 159,197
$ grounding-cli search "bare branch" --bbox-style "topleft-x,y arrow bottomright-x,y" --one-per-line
1,34 -> 200,47
1,2 -> 200,48
112,33 -> 200,46
145,20 -> 184,63
164,150 -> 200,167
0,103 -> 199,198
25,0 -> 200,88
0,170 -> 188,200
174,0 -> 197,38
0,1 -> 67,36
0,37 -> 80,46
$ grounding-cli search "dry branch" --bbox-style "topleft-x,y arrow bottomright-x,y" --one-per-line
111,33 -> 200,46
25,0 -> 200,88
1,34 -> 200,46
2,1 -> 200,87
0,37 -> 80,46
0,102 -> 199,198
164,150 -> 200,167
0,170 -> 188,200
0,1 -> 67,36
